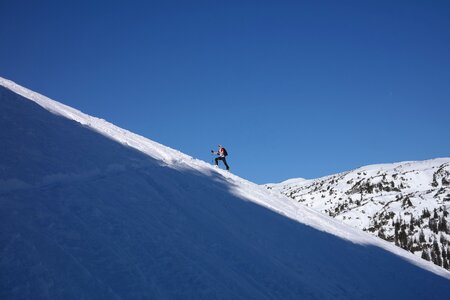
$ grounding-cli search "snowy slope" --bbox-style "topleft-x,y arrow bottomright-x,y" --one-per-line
266,159 -> 450,270
1,77 -> 450,299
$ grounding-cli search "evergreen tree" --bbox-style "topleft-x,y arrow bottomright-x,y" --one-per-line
437,253 -> 443,267
407,238 -> 413,252
431,248 -> 438,265
429,218 -> 438,234
438,216 -> 448,233
443,256 -> 449,270
399,227 -> 408,249
421,249 -> 430,261
440,233 -> 447,245
378,228 -> 386,240
409,216 -> 415,231
419,230 -> 425,243
394,218 -> 401,246
433,239 -> 442,266
422,208 -> 431,218
441,246 -> 447,265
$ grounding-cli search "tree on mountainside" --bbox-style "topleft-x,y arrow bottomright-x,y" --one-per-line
421,249 -> 430,261
419,230 -> 425,243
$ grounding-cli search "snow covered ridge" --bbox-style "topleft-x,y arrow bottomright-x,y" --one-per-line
0,76 -> 199,168
1,76 -> 449,273
2,76 -> 450,297
266,158 -> 450,270
0,77 -> 371,239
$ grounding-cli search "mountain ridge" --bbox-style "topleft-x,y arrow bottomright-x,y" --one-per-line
1,77 -> 449,299
266,157 -> 450,271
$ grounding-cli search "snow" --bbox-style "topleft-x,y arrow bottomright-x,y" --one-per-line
267,156 -> 450,270
266,177 -> 308,186
1,76 -> 450,299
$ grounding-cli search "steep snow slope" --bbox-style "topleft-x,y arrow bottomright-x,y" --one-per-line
1,77 -> 449,299
266,159 -> 450,271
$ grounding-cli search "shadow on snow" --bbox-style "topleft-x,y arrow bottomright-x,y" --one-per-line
1,87 -> 449,300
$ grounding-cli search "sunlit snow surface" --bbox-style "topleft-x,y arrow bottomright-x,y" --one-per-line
266,158 -> 450,262
1,77 -> 449,299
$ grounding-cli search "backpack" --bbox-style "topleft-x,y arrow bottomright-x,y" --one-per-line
221,147 -> 228,157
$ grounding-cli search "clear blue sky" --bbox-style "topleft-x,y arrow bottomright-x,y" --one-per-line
1,0 -> 449,183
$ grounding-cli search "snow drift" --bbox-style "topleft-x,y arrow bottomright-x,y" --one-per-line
1,77 -> 449,299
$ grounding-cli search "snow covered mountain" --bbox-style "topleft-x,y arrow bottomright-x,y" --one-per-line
1,77 -> 450,299
266,159 -> 450,271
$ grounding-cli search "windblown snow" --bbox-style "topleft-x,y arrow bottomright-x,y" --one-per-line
1,77 -> 449,299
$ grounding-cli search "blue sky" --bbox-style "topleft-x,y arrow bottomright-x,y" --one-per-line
1,0 -> 449,183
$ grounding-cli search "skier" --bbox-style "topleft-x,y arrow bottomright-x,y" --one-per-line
211,145 -> 230,171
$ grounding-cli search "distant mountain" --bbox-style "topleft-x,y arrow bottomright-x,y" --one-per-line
1,77 -> 450,299
266,158 -> 450,271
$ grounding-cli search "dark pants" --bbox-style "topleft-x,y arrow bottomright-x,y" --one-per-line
215,156 -> 229,170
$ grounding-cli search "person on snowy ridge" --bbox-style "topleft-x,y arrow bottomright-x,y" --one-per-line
211,145 -> 230,171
